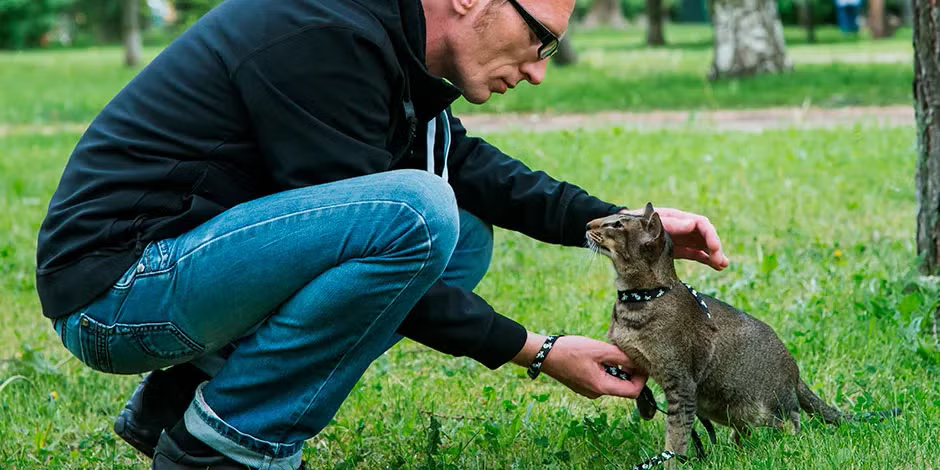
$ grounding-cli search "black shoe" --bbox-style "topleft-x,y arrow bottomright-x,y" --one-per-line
152,429 -> 249,470
114,363 -> 209,457
152,423 -> 307,470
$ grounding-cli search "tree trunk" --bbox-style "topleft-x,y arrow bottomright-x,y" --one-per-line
553,37 -> 578,66
914,0 -> 940,275
869,0 -> 887,38
709,0 -> 792,80
647,0 -> 667,45
802,0 -> 816,43
582,0 -> 626,29
901,0 -> 914,27
123,0 -> 142,67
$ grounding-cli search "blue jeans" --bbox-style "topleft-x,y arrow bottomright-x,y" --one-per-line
53,170 -> 494,469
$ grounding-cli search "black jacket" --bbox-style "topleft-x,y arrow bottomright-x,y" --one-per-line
36,0 -> 621,369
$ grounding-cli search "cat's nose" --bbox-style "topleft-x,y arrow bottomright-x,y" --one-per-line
585,223 -> 591,230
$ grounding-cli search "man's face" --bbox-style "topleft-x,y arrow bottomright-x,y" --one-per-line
449,0 -> 573,104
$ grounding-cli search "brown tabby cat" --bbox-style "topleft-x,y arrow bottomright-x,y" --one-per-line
586,203 -> 899,460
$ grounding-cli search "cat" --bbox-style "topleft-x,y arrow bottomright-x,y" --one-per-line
586,203 -> 900,461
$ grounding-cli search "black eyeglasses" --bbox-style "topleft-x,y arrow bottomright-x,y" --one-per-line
505,0 -> 560,60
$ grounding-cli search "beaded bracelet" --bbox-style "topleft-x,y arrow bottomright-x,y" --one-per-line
527,335 -> 564,379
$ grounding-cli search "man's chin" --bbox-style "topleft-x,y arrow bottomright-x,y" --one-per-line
462,89 -> 492,105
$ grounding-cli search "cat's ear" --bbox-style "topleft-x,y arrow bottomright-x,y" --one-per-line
643,202 -> 655,219
646,211 -> 664,241
642,211 -> 666,257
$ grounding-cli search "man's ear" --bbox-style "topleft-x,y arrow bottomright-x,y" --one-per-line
452,0 -> 478,16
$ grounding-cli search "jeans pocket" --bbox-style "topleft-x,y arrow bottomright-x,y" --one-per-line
77,314 -> 205,374
113,240 -> 174,290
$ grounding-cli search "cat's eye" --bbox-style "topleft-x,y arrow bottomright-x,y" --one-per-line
605,220 -> 623,229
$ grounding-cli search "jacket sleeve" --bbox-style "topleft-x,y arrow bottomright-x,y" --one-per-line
445,112 -> 624,247
397,280 -> 528,370
394,113 -> 628,370
231,27 -> 397,190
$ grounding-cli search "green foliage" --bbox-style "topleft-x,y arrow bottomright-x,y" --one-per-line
574,0 -> 681,22
0,0 -> 73,49
173,0 -> 224,29
67,0 -> 125,45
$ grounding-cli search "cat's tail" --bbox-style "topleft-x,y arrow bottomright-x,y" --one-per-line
796,380 -> 846,425
797,380 -> 902,425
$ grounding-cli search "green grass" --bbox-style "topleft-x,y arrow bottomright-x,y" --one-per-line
1,123 -> 938,468
0,25 -> 914,124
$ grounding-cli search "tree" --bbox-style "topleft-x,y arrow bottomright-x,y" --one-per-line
647,0 -> 666,46
708,0 -> 792,80
799,0 -> 815,43
868,0 -> 887,38
0,0 -> 74,49
914,0 -> 939,275
123,0 -> 141,66
582,0 -> 626,29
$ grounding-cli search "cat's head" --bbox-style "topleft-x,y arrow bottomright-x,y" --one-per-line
585,202 -> 672,274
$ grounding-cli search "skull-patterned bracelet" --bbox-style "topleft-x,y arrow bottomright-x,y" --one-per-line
526,334 -> 565,379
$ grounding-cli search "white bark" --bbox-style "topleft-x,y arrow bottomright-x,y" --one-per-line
124,0 -> 143,67
582,0 -> 626,29
710,0 -> 792,80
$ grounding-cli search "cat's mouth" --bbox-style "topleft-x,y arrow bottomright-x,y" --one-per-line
586,233 -> 613,257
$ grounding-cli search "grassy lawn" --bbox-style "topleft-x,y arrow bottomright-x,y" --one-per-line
0,25 -> 913,124
1,122 -> 937,468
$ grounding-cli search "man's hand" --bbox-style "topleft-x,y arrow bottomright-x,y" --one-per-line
620,207 -> 729,271
513,333 -> 647,399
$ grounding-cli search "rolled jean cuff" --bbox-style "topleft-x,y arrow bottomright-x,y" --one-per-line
185,383 -> 303,470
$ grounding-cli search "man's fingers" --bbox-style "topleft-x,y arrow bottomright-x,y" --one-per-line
598,343 -> 633,365
675,247 -> 711,264
597,372 -> 646,398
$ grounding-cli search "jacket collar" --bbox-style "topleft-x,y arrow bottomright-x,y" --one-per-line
393,0 -> 463,122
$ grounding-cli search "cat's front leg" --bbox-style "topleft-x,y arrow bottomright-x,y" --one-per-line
661,377 -> 698,463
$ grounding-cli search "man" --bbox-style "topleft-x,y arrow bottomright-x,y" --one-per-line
37,0 -> 729,468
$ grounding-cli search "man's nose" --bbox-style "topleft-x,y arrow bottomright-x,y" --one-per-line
521,59 -> 548,85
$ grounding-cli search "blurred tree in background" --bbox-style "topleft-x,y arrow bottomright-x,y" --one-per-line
709,0 -> 792,79
0,0 -> 74,49
913,0 -> 938,275
173,0 -> 222,29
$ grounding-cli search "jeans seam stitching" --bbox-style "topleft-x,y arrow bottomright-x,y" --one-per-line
173,200 -> 425,267
280,202 -> 436,441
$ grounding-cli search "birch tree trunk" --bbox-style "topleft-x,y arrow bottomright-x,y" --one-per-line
647,0 -> 667,46
869,0 -> 887,38
914,0 -> 940,275
582,0 -> 626,29
123,0 -> 142,67
709,0 -> 792,80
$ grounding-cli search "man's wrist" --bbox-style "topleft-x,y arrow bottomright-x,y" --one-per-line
511,331 -> 547,367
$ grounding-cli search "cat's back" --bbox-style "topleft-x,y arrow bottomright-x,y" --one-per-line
701,294 -> 800,385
